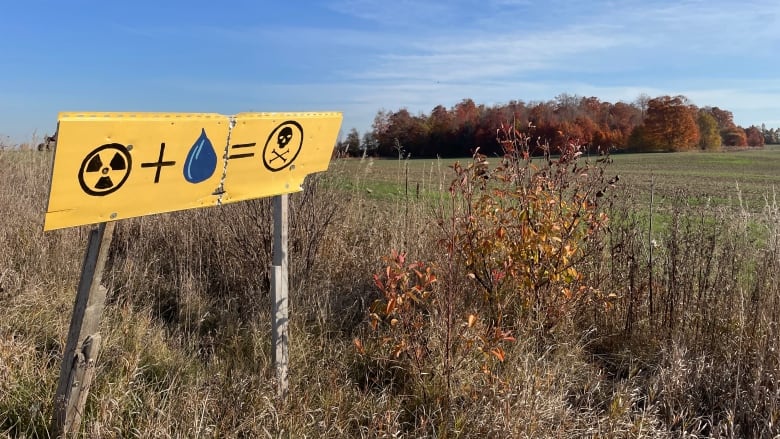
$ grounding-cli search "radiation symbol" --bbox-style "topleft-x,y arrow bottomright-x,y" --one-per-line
78,143 -> 132,196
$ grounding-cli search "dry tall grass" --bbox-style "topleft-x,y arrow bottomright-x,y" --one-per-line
1,148 -> 779,437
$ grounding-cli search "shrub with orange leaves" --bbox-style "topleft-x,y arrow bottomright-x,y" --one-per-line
449,126 -> 614,330
367,250 -> 437,362
355,127 -> 614,407
356,249 -> 515,399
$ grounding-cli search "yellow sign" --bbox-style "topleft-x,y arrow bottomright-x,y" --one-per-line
44,112 -> 342,230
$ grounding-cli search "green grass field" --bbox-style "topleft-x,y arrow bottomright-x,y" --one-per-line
334,146 -> 780,211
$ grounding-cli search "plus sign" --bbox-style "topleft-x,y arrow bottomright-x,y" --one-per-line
141,143 -> 176,183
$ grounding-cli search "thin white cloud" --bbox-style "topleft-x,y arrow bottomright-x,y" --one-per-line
327,0 -> 458,27
488,0 -> 532,6
354,25 -> 632,83
605,0 -> 780,53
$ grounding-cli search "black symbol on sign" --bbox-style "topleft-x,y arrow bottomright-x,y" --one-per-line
141,143 -> 176,183
263,121 -> 303,172
228,142 -> 256,160
78,143 -> 132,196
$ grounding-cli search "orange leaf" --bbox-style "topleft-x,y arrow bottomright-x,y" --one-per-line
490,347 -> 506,362
467,314 -> 477,328
392,341 -> 406,358
353,338 -> 365,354
495,328 -> 516,342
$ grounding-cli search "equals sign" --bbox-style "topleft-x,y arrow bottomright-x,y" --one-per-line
227,142 -> 256,159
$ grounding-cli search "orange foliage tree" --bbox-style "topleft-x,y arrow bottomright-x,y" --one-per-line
366,95 -> 755,157
643,95 -> 700,151
721,126 -> 748,147
745,125 -> 765,147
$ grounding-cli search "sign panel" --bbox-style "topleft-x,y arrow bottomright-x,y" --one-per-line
44,111 -> 342,230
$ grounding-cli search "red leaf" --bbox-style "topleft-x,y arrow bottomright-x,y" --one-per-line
373,274 -> 384,292
490,347 -> 506,362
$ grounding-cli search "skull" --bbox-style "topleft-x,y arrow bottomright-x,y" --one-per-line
277,127 -> 293,149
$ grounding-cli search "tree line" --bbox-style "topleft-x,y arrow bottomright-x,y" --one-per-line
338,94 -> 778,158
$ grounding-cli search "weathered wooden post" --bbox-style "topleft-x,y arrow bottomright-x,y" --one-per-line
271,194 -> 289,398
52,221 -> 114,436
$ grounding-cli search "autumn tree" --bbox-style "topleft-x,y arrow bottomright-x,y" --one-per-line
634,93 -> 651,119
505,100 -> 530,128
554,93 -> 581,121
374,109 -> 429,157
528,100 -> 565,152
428,104 -> 453,155
643,95 -> 700,151
365,94 -> 753,157
697,110 -> 721,151
721,126 -> 747,147
745,125 -> 765,147
475,106 -> 505,156
452,99 -> 482,156
701,106 -> 744,147
371,109 -> 391,154
706,107 -> 736,131
608,102 -> 643,149
579,97 -> 607,125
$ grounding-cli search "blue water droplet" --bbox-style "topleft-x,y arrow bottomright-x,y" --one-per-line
183,128 -> 218,183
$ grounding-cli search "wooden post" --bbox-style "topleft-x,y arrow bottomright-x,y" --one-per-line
52,221 -> 115,437
648,174 -> 655,326
63,334 -> 102,432
271,195 -> 289,398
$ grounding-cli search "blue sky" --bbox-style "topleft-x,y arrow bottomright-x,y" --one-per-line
1,0 -> 778,144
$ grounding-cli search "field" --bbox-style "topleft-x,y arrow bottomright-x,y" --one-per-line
338,146 -> 780,206
2,145 -> 780,437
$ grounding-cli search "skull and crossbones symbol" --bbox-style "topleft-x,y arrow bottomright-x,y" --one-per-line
263,121 -> 303,172
271,127 -> 293,163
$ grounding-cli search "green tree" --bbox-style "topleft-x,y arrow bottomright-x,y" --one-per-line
764,126 -> 780,144
697,110 -> 721,151
361,132 -> 378,156
343,128 -> 361,156
627,125 -> 657,152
